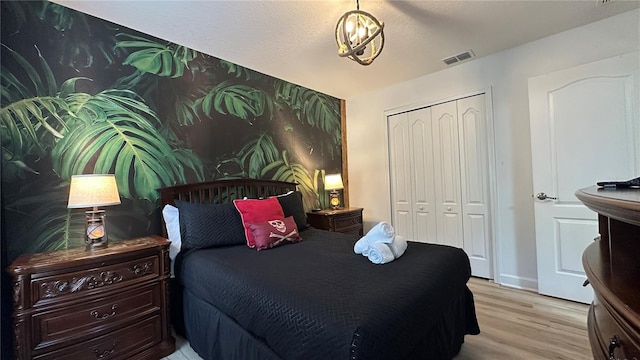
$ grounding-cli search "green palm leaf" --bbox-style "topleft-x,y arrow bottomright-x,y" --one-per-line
197,81 -> 271,122
1,98 -> 67,141
1,44 -> 70,178
8,184 -> 86,254
173,147 -> 205,181
238,133 -> 280,178
261,150 -> 319,211
116,34 -> 198,78
52,89 -> 189,201
219,60 -> 259,81
274,80 -> 341,144
53,119 -> 180,201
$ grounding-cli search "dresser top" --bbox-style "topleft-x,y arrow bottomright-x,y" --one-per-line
9,235 -> 169,274
576,186 -> 640,226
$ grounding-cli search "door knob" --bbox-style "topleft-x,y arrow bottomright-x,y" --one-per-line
535,192 -> 557,201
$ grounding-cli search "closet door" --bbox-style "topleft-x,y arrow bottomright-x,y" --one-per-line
408,108 -> 437,243
457,95 -> 492,279
388,113 -> 414,239
431,101 -> 464,248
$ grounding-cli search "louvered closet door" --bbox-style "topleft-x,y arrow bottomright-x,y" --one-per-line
388,113 -> 414,239
408,108 -> 437,243
431,101 -> 464,248
457,95 -> 492,279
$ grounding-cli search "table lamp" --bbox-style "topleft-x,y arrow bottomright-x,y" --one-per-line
324,174 -> 344,210
67,174 -> 121,250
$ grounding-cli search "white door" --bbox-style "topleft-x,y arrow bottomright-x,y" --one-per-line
457,95 -> 493,279
388,113 -> 414,239
529,52 -> 639,303
408,108 -> 438,243
431,101 -> 464,248
388,109 -> 438,243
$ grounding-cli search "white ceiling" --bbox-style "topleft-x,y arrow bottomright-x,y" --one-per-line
52,0 -> 640,99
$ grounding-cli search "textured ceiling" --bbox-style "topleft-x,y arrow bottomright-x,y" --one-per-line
52,0 -> 640,99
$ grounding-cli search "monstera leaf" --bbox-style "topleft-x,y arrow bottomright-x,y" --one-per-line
219,60 -> 259,81
238,133 -> 280,178
274,80 -> 341,144
53,119 -> 185,201
116,33 -> 199,78
197,81 -> 272,122
261,150 -> 318,211
52,88 -> 189,201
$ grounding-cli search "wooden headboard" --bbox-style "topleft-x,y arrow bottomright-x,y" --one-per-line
158,178 -> 298,207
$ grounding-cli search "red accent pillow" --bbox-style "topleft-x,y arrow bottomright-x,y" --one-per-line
248,216 -> 302,251
233,197 -> 285,248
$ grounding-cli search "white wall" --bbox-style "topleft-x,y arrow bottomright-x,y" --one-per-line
345,9 -> 640,290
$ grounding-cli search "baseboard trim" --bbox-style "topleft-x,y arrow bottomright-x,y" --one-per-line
497,274 -> 538,292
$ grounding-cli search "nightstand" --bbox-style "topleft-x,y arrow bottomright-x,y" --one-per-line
306,207 -> 363,236
9,235 -> 175,360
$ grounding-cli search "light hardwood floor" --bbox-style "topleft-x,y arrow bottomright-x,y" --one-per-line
456,277 -> 591,360
162,277 -> 591,360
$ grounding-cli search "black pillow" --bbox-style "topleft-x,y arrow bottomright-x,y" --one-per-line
175,200 -> 246,250
276,191 -> 309,231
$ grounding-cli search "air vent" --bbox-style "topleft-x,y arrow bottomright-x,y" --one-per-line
442,50 -> 475,66
443,56 -> 458,65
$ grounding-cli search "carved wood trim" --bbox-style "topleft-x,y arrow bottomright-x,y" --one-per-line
39,261 -> 154,299
163,251 -> 170,276
13,280 -> 22,310
14,320 -> 24,360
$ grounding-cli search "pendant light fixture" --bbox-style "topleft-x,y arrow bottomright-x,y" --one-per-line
335,0 -> 384,66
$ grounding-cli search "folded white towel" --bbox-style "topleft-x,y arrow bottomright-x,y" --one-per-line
369,222 -> 395,239
365,235 -> 408,264
354,222 -> 395,254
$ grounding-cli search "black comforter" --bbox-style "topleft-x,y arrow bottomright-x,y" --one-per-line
178,228 -> 479,359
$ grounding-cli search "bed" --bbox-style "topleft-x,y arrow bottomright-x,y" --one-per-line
159,179 -> 480,360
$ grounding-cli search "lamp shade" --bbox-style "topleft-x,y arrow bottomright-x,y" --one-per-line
68,174 -> 121,208
324,174 -> 344,191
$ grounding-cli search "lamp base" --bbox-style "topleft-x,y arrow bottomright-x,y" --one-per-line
329,190 -> 341,210
85,210 -> 108,251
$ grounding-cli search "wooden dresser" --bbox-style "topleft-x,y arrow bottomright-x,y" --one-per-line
576,187 -> 640,360
306,207 -> 364,236
9,235 -> 175,360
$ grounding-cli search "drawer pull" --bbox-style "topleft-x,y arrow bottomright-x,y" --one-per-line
608,335 -> 620,360
90,304 -> 118,320
582,279 -> 590,287
93,340 -> 118,359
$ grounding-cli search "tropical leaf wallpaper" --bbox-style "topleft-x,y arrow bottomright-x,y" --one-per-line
0,1 -> 343,263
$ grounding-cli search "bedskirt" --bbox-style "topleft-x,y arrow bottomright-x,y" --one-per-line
183,285 -> 479,360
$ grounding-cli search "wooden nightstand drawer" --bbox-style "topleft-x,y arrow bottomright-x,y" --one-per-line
32,255 -> 159,307
306,207 -> 363,236
35,314 -> 162,360
32,283 -> 161,351
332,212 -> 362,232
10,236 -> 175,360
